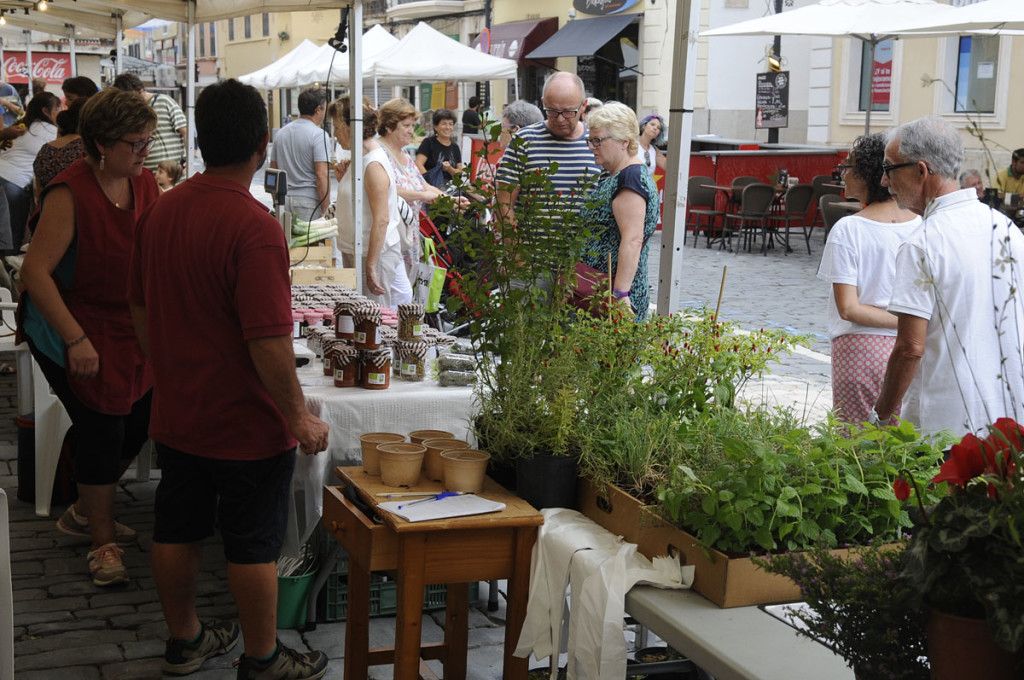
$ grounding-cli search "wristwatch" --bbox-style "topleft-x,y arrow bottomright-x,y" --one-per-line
612,288 -> 630,300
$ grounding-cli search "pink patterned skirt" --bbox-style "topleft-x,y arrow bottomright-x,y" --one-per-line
831,333 -> 900,426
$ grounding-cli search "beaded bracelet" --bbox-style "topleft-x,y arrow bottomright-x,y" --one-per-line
66,334 -> 88,349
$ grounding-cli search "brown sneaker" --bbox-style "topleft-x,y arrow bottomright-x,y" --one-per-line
234,640 -> 327,680
57,504 -> 137,543
87,542 -> 128,586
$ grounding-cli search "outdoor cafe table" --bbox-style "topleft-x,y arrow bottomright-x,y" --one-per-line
286,362 -> 475,556
323,466 -> 543,680
625,586 -> 855,680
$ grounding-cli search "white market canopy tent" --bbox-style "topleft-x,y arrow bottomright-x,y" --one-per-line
238,39 -> 321,89
369,21 -> 518,84
290,23 -> 399,87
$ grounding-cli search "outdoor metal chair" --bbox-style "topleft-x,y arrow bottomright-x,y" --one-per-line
730,176 -> 759,211
809,174 -> 844,232
772,184 -> 815,255
820,194 -> 861,243
685,176 -> 725,248
723,183 -> 776,254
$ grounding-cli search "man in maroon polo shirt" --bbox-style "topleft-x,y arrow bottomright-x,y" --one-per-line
129,79 -> 330,679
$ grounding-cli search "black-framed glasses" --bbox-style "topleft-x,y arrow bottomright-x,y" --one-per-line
544,103 -> 583,120
118,137 -> 156,155
881,161 -> 918,178
835,163 -> 854,175
586,136 -> 611,148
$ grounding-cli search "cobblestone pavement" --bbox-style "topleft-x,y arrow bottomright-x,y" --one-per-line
0,203 -> 835,677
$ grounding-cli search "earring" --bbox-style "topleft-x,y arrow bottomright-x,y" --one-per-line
99,154 -> 105,171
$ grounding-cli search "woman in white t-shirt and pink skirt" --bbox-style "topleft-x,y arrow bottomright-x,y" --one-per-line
817,133 -> 920,427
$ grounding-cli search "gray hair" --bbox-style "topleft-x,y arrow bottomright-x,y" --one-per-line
586,101 -> 639,156
886,117 -> 963,180
959,169 -> 982,185
503,100 -> 544,129
542,71 -> 585,101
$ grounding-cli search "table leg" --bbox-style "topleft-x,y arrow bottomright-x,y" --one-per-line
442,583 -> 469,679
395,533 -> 427,680
344,558 -> 372,680
502,527 -> 535,680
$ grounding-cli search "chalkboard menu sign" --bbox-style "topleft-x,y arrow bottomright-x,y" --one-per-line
755,71 -> 789,130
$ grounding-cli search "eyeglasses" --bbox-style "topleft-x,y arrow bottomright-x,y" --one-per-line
118,137 -> 156,155
835,164 -> 854,175
881,161 -> 918,178
544,103 -> 583,120
586,136 -> 611,148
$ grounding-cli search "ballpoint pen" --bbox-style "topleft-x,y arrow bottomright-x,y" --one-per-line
397,491 -> 463,509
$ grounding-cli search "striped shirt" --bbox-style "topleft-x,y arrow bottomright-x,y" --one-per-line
495,121 -> 599,235
145,93 -> 187,171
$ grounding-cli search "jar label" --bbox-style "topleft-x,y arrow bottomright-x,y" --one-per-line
412,324 -> 424,337
367,371 -> 386,385
293,321 -> 301,339
373,327 -> 382,345
354,331 -> 367,344
338,316 -> 354,334
323,357 -> 332,371
401,362 -> 417,376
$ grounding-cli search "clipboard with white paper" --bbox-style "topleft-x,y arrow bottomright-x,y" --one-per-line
379,493 -> 506,523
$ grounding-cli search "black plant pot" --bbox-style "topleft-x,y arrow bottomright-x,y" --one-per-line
516,454 -> 578,510
487,459 -> 517,492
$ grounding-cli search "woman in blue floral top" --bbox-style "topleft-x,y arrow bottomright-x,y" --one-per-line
580,102 -> 660,321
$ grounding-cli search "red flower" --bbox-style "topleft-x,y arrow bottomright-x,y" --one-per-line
893,477 -> 911,501
933,433 -> 987,486
983,417 -> 1022,477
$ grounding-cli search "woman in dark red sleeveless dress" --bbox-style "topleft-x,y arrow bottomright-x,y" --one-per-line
19,87 -> 160,586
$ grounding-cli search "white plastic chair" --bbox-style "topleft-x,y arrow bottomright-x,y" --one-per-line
0,488 -> 12,680
31,355 -> 73,517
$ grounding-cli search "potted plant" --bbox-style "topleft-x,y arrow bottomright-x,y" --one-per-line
894,417 -> 1024,678
755,544 -> 928,680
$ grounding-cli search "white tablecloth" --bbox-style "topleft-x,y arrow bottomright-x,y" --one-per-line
285,363 -> 476,555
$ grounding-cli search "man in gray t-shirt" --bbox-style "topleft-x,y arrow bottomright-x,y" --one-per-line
269,87 -> 330,221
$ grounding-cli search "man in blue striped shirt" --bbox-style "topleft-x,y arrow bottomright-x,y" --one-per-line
495,72 -> 599,238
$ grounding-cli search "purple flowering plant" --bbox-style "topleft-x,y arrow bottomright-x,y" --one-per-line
754,544 -> 928,680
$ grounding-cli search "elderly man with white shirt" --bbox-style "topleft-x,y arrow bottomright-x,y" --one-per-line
871,117 -> 1024,436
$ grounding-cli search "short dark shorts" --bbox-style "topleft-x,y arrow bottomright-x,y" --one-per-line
152,443 -> 296,564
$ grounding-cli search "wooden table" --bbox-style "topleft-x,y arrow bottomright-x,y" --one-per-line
322,466 -> 544,680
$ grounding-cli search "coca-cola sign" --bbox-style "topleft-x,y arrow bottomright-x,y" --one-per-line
2,53 -> 72,84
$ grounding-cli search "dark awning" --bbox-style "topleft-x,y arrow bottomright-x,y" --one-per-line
525,14 -> 636,60
484,17 -> 559,66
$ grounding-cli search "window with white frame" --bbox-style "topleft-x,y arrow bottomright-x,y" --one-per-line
858,40 -> 892,113
934,34 -> 1010,127
954,36 -> 997,113
839,38 -> 901,127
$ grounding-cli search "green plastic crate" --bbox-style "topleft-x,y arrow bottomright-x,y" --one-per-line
324,556 -> 480,622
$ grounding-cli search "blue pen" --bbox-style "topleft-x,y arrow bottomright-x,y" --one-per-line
398,491 -> 463,509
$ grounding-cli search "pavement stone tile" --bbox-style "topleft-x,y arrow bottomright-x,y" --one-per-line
13,594 -> 88,614
15,629 -> 136,656
17,667 -> 101,680
13,609 -> 75,627
27,618 -> 109,636
98,658 -> 165,680
121,639 -> 166,661
16,642 -> 124,670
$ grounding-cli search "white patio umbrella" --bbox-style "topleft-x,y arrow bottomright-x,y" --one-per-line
898,0 -> 1024,33
701,0 -> 965,133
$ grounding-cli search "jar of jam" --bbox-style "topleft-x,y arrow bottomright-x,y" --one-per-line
395,341 -> 429,382
331,345 -> 360,388
292,311 -> 304,339
316,308 -> 335,328
334,301 -> 355,340
352,305 -> 383,350
397,303 -> 426,341
361,348 -> 391,389
320,338 -> 340,375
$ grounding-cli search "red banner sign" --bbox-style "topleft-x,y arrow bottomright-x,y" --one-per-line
2,53 -> 72,85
